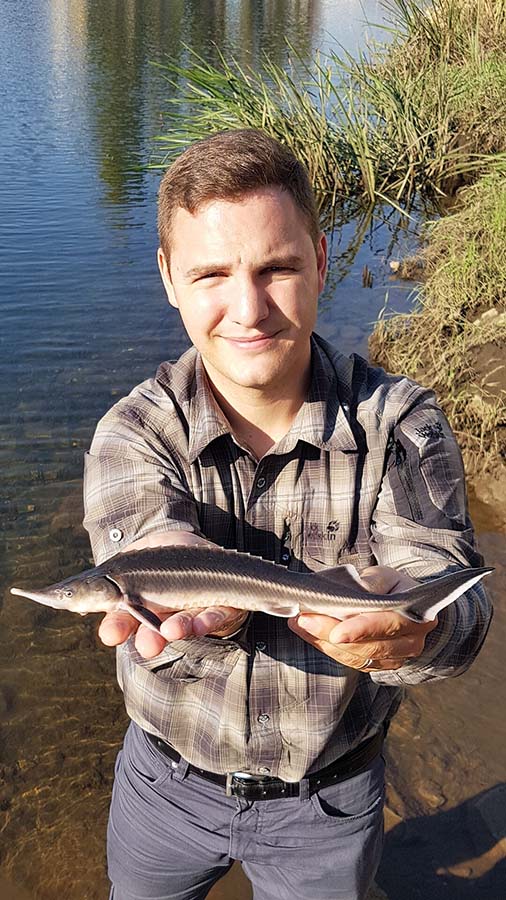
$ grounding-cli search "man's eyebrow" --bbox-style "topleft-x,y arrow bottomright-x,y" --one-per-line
184,255 -> 305,280
184,263 -> 230,280
261,254 -> 305,269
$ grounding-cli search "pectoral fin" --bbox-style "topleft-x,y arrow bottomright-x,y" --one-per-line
118,596 -> 163,633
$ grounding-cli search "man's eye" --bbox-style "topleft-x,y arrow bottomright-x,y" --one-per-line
266,266 -> 293,274
198,272 -> 222,281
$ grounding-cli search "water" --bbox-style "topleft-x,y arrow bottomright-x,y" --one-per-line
0,2 -> 504,898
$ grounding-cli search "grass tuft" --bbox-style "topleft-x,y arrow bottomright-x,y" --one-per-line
151,2 -> 506,218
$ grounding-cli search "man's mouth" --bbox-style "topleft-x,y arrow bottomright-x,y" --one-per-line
222,332 -> 279,347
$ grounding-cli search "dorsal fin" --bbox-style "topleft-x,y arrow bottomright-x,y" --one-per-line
316,564 -> 364,589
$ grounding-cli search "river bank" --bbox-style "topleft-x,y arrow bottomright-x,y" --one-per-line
369,173 -> 506,526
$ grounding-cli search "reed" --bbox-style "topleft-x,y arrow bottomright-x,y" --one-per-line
151,1 -> 506,217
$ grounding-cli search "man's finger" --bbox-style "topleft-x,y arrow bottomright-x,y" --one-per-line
330,635 -> 425,660
287,622 -> 409,672
159,608 -> 207,641
98,610 -> 139,646
292,611 -> 437,645
330,612 -> 437,646
159,606 -> 247,640
192,607 -> 248,637
329,611 -> 410,643
134,624 -> 169,659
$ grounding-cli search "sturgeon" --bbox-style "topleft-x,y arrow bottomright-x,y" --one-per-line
10,545 -> 493,632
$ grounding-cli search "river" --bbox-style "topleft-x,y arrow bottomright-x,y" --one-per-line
0,2 -> 504,898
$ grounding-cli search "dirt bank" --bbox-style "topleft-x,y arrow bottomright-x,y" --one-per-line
370,172 -> 506,529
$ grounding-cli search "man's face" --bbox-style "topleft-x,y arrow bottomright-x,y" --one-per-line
158,186 -> 327,398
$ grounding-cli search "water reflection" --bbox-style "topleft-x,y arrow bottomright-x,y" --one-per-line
41,0 -> 386,209
46,0 -> 323,207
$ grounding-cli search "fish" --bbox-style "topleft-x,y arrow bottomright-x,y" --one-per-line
9,545 -> 493,633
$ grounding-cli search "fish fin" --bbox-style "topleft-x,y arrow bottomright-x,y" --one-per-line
118,597 -> 163,633
316,564 -> 365,589
400,567 -> 494,622
266,603 -> 300,617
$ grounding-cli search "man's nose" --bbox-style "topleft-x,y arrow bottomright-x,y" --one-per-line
229,275 -> 269,328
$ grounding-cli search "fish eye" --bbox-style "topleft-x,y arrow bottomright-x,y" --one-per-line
64,589 -> 73,597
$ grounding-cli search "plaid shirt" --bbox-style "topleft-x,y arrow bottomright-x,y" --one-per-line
83,335 -> 492,781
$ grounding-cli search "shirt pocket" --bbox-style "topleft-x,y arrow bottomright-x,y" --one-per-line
148,655 -> 229,682
128,637 -> 239,682
303,527 -> 368,573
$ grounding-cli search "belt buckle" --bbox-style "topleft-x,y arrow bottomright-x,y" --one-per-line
225,771 -> 262,797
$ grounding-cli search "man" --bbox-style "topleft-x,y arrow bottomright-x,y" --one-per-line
83,129 -> 492,900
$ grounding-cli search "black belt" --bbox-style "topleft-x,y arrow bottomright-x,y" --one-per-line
145,729 -> 383,801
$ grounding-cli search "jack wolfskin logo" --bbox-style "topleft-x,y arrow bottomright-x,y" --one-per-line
307,521 -> 340,542
414,422 -> 444,442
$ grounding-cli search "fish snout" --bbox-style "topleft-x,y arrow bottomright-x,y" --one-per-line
10,586 -> 67,609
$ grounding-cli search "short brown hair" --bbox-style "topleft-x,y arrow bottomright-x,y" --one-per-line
157,129 -> 320,257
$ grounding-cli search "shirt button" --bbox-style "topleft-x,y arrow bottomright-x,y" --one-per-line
255,641 -> 266,652
109,527 -> 123,543
256,476 -> 266,489
257,714 -> 270,724
258,766 -> 271,775
281,550 -> 290,564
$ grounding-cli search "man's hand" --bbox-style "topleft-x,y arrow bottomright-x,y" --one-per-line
97,531 -> 248,659
288,565 -> 439,672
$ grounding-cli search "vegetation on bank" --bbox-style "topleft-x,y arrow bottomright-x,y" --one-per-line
370,174 -> 506,473
152,0 -> 506,221
152,0 -> 506,474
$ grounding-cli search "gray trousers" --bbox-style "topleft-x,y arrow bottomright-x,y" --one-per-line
108,722 -> 385,900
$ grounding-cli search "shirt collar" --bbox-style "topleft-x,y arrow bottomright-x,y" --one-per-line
272,334 -> 358,455
188,354 -> 232,464
185,334 -> 358,464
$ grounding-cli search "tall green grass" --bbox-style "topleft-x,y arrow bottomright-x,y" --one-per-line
151,1 -> 506,218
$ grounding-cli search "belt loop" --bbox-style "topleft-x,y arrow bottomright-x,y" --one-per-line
172,755 -> 190,782
298,776 -> 310,802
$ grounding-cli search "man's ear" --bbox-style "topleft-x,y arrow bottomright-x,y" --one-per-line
316,233 -> 328,293
157,248 -> 178,308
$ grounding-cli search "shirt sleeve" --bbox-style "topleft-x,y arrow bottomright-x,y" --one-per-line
83,402 -> 202,565
368,391 -> 493,685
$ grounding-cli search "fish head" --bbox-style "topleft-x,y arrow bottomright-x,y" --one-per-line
10,572 -> 122,615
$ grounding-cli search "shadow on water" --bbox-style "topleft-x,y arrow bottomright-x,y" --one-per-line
379,785 -> 506,900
